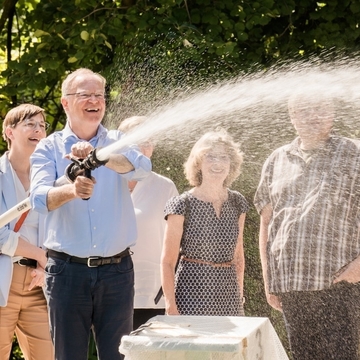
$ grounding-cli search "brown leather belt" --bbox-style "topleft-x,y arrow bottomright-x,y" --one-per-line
47,248 -> 131,268
181,255 -> 233,268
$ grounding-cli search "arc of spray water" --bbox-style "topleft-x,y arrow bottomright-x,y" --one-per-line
2,60 -> 360,228
0,69 -> 297,228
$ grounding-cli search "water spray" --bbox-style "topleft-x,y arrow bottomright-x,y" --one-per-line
2,59 -> 360,228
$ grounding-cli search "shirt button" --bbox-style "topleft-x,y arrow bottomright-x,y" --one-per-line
93,245 -> 97,248
93,227 -> 96,230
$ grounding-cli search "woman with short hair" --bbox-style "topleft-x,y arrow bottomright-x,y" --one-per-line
161,128 -> 248,316
0,104 -> 54,359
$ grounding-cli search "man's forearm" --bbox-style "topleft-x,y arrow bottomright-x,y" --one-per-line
333,254 -> 360,283
15,239 -> 47,268
47,184 -> 77,211
259,231 -> 269,290
259,204 -> 273,291
105,154 -> 134,174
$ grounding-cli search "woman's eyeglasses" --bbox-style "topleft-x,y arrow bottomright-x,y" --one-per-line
17,119 -> 50,131
204,153 -> 230,162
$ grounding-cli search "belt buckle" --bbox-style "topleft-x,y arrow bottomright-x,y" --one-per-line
87,257 -> 99,267
18,258 -> 27,267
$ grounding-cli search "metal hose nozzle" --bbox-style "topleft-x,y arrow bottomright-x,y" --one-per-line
65,148 -> 109,183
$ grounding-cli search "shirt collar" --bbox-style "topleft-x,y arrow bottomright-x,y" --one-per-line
62,122 -> 108,146
287,135 -> 335,158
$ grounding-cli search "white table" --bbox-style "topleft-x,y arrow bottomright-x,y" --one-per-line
119,315 -> 289,360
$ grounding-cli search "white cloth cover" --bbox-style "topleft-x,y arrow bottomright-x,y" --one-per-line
119,315 -> 289,360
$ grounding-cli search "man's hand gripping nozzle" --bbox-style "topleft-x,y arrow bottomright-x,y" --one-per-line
65,149 -> 109,199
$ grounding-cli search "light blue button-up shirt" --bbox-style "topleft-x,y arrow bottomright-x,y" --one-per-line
29,123 -> 151,258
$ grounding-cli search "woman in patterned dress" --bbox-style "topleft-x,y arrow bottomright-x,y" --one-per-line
161,128 -> 249,316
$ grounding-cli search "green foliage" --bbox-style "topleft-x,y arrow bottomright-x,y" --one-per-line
11,337 -> 23,360
1,0 -> 360,127
88,333 -> 98,360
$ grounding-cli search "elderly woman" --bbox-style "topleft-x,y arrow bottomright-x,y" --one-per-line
161,128 -> 248,316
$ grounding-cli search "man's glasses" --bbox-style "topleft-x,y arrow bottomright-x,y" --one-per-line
66,92 -> 106,100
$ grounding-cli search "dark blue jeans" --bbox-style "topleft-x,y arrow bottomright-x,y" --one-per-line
44,254 -> 134,360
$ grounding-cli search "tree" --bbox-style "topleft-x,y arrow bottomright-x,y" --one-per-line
1,0 -> 360,132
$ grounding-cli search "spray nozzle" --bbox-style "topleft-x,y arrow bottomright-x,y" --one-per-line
81,148 -> 109,171
65,148 -> 109,183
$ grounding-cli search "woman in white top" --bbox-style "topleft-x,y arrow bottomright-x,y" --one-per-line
0,104 -> 54,359
118,116 -> 178,330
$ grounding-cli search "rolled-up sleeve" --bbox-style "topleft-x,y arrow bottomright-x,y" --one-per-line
120,145 -> 152,181
1,230 -> 19,256
0,191 -> 19,254
30,139 -> 57,214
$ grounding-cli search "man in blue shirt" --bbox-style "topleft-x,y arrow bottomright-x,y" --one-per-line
29,68 -> 151,360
